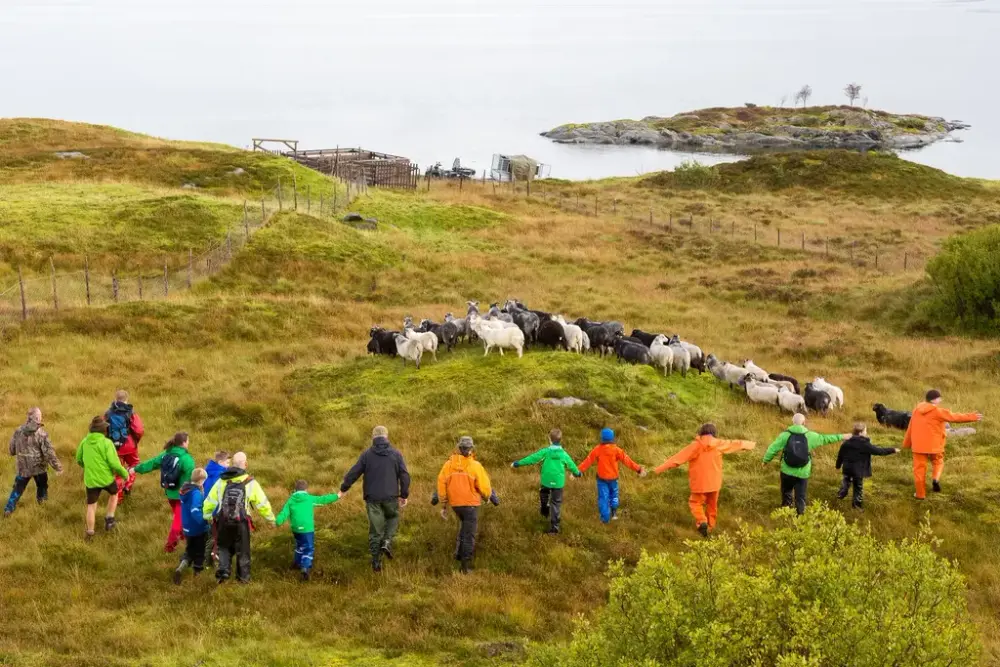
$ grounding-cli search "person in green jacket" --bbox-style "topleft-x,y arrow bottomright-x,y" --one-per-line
763,413 -> 847,515
132,432 -> 195,553
276,479 -> 346,581
75,415 -> 130,539
512,428 -> 581,534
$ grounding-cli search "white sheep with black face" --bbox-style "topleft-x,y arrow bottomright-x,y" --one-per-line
812,377 -> 844,409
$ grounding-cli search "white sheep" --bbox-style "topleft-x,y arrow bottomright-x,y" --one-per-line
763,377 -> 796,394
649,335 -> 675,376
744,377 -> 780,406
581,330 -> 591,353
473,320 -> 525,358
470,313 -> 518,331
393,334 -> 424,369
707,354 -> 746,388
554,315 -> 585,353
670,342 -> 691,377
741,359 -> 770,382
404,328 -> 438,362
812,377 -> 845,409
777,386 -> 807,414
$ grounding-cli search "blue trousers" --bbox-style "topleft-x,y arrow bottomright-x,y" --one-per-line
293,532 -> 316,571
596,478 -> 620,524
6,474 -> 49,514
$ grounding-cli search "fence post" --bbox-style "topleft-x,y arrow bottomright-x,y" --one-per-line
243,201 -> 250,238
754,224 -> 757,243
112,271 -> 119,303
17,267 -> 26,321
187,249 -> 193,289
137,272 -> 143,300
163,262 -> 169,297
904,252 -> 908,270
319,193 -> 324,216
50,258 -> 58,311
261,197 -> 266,223
801,232 -> 805,251
669,213 -> 672,231
731,220 -> 735,236
277,178 -> 283,211
306,184 -> 311,213
777,228 -> 781,247
613,199 -> 617,215
84,255 -> 91,305
525,178 -> 530,197
875,244 -> 879,269
650,208 -> 654,226
293,172 -> 298,210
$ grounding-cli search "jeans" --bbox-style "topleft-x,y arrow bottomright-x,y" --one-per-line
539,487 -> 564,531
216,522 -> 252,583
5,473 -> 49,514
596,478 -> 620,523
452,506 -> 479,562
780,473 -> 808,515
294,531 -> 316,571
366,500 -> 400,559
180,532 -> 209,572
838,474 -> 865,508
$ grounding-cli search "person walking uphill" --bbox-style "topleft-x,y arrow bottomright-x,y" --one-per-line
577,428 -> 645,524
276,480 -> 345,581
763,413 -> 847,515
655,423 -> 755,537
512,428 -> 581,534
174,468 -> 211,584
904,389 -> 983,500
5,407 -> 62,517
75,416 -> 130,539
132,432 -> 195,552
340,426 -> 410,573
434,436 -> 499,573
836,423 -> 898,510
202,452 -> 275,584
105,390 -> 144,501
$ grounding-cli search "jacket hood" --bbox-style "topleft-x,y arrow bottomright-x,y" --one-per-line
787,424 -> 809,434
915,402 -> 938,415
548,443 -> 564,449
220,466 -> 248,481
844,435 -> 871,446
81,432 -> 110,445
179,482 -> 201,495
109,401 -> 133,411
206,460 -> 226,474
372,436 -> 392,454
23,418 -> 42,434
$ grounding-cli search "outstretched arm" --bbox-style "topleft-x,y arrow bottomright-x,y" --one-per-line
577,447 -> 598,474
763,433 -> 789,464
514,448 -> 547,468
655,441 -> 699,474
939,409 -> 982,424
340,452 -> 366,493
717,439 -> 756,455
618,448 -> 643,474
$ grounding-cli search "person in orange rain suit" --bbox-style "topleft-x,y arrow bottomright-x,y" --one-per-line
655,423 -> 756,537
577,428 -> 646,523
903,389 -> 983,499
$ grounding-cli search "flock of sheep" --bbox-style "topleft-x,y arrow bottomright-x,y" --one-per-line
367,300 -> 853,417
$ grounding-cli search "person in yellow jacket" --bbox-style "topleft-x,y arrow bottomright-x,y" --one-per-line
433,436 -> 499,573
201,452 -> 275,584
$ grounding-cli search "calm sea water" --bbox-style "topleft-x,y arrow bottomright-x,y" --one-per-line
1,0 -> 997,180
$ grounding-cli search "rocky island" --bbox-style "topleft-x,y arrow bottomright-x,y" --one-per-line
541,105 -> 969,153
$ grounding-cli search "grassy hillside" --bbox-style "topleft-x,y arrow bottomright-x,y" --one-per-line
2,122 -> 1000,666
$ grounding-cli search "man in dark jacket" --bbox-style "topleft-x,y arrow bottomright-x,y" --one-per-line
6,407 -> 63,516
341,425 -> 411,572
835,423 -> 898,510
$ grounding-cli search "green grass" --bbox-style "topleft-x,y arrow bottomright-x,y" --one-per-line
352,191 -> 508,232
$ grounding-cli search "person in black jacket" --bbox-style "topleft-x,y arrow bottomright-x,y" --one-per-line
835,423 -> 898,510
341,425 -> 411,572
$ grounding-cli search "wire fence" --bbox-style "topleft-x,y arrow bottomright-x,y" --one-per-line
0,175 -> 368,331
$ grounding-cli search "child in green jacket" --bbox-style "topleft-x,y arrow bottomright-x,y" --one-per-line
276,480 -> 345,581
512,428 -> 581,534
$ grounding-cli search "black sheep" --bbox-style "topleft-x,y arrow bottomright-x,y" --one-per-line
513,300 -> 553,322
615,340 -> 651,365
537,320 -> 568,350
873,403 -> 911,430
419,319 -> 459,352
369,326 -> 399,356
630,329 -> 664,347
804,382 -> 831,416
575,318 -> 625,336
586,325 -> 615,356
768,373 -> 801,395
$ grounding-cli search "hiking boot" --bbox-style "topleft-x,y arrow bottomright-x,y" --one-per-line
3,509 -> 11,518
37,497 -> 47,505
544,526 -> 560,535
104,516 -> 117,532
380,541 -> 394,560
697,523 -> 709,538
913,494 -> 925,501
371,558 -> 382,573
173,564 -> 186,586
460,559 -> 473,574
611,508 -> 619,521
932,480 -> 942,493
301,570 -> 311,582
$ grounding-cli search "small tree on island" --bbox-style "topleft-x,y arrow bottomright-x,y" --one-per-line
845,82 -> 863,106
529,505 -> 979,667
795,84 -> 813,107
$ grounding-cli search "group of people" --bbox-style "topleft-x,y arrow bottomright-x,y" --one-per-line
4,388 -> 983,581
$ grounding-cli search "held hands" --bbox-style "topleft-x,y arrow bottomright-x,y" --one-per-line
975,413 -> 984,422
638,467 -> 649,478
398,497 -> 408,509
440,508 -> 448,521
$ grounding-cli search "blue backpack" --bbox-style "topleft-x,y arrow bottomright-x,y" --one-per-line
107,405 -> 133,449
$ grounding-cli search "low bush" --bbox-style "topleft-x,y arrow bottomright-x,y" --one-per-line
925,224 -> 1000,335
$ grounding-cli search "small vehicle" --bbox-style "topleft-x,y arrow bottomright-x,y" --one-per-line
426,158 -> 477,179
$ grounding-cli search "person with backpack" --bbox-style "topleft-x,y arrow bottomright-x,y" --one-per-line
201,451 -> 275,584
511,428 -> 582,534
903,389 -> 983,500
204,450 -> 230,496
340,426 -> 411,573
577,428 -> 646,524
836,423 -> 898,510
75,415 -> 130,539
762,413 -> 847,515
104,390 -> 145,501
275,480 -> 346,581
5,407 -> 63,517
174,468 -> 211,584
433,436 -> 499,573
655,423 -> 756,537
132,432 -> 195,553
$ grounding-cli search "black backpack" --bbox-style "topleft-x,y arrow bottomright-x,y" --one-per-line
783,431 -> 811,468
218,477 -> 252,525
159,453 -> 182,490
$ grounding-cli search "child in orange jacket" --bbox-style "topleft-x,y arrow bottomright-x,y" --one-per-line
655,423 -> 756,536
578,428 -> 646,523
903,389 -> 982,499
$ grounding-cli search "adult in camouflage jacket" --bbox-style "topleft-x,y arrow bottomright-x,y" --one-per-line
5,408 -> 62,516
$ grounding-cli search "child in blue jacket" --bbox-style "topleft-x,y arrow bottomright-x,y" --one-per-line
174,468 -> 211,584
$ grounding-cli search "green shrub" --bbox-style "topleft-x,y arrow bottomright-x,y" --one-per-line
530,506 -> 978,667
925,224 -> 1000,335
670,160 -> 720,189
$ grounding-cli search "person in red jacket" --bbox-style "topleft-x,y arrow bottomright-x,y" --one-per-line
655,423 -> 756,536
577,428 -> 646,524
903,389 -> 982,499
105,390 -> 145,501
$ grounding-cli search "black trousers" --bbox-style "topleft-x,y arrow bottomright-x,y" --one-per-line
181,532 -> 209,572
838,474 -> 865,508
6,473 -> 48,513
453,506 -> 479,562
539,487 -> 564,531
216,522 -> 252,583
780,473 -> 808,515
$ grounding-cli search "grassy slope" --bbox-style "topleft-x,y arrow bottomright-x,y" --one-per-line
2,126 -> 1000,666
